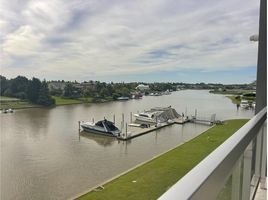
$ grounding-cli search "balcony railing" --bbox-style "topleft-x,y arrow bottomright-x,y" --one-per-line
158,107 -> 267,200
159,0 -> 266,198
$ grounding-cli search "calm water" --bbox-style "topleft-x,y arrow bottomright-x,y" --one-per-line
1,90 -> 254,200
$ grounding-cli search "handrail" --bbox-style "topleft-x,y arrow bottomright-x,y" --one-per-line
158,107 -> 267,200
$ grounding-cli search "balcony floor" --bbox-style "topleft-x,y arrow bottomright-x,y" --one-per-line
255,178 -> 267,200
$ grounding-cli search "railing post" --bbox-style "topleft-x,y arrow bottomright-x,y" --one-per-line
254,0 -> 267,192
242,143 -> 253,200
232,157 -> 242,200
260,122 -> 267,189
254,127 -> 263,178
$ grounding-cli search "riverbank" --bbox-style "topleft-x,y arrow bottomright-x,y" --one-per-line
0,96 -> 112,109
227,96 -> 240,104
77,119 -> 248,200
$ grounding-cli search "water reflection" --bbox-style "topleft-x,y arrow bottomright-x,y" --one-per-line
79,131 -> 116,147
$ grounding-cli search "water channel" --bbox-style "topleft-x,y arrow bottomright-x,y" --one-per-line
1,90 -> 254,200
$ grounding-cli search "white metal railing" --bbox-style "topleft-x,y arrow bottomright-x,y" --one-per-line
158,107 -> 267,200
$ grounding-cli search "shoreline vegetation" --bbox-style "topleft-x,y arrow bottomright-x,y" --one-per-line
1,75 -> 256,110
209,89 -> 256,105
77,119 -> 248,200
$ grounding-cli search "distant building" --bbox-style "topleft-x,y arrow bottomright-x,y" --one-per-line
136,84 -> 150,91
73,81 -> 95,90
48,81 -> 66,91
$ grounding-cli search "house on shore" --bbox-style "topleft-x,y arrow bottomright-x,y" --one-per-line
136,84 -> 150,91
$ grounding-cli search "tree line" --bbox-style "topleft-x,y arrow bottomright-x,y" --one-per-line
0,75 -> 55,106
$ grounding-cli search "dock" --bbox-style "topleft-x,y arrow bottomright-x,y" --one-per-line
117,117 -> 189,141
78,107 -> 217,141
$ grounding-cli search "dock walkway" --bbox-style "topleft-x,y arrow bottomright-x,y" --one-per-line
117,117 -> 189,141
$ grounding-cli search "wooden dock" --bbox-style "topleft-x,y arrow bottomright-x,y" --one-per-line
117,117 -> 189,141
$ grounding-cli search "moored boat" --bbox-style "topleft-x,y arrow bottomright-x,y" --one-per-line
134,111 -> 163,123
240,100 -> 249,109
81,120 -> 121,137
117,96 -> 129,100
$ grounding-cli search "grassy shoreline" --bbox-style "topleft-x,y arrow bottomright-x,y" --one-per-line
226,96 -> 241,104
0,96 -> 94,109
77,119 -> 248,200
0,96 -> 117,109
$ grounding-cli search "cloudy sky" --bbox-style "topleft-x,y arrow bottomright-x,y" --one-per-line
1,0 -> 260,83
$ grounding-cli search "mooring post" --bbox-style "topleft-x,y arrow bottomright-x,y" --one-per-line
125,122 -> 128,138
122,113 -> 124,123
195,109 -> 197,118
104,116 -> 106,120
113,114 -> 115,124
130,112 -> 132,123
78,121 -> 81,132
92,118 -> 94,123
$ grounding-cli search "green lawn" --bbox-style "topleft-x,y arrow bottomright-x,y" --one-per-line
210,89 -> 255,95
227,96 -> 241,104
227,96 -> 255,105
0,101 -> 39,109
78,119 -> 248,200
53,96 -> 83,105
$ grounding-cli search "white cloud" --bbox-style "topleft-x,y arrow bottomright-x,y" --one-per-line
1,0 -> 260,81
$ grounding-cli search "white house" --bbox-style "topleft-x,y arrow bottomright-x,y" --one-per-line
136,84 -> 150,91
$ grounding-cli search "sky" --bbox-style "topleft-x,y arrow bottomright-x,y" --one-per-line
0,0 -> 260,84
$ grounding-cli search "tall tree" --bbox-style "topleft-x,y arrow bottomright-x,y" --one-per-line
63,83 -> 75,98
27,78 -> 41,103
9,76 -> 29,98
0,75 -> 9,95
37,81 -> 55,106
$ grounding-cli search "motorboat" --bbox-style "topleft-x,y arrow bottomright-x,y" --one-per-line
131,93 -> 143,99
81,120 -> 121,137
117,96 -> 129,100
2,108 -> 13,113
240,100 -> 249,109
134,111 -> 163,123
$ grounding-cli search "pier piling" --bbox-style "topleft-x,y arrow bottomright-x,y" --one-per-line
125,122 -> 128,138
130,112 -> 132,123
113,114 -> 115,124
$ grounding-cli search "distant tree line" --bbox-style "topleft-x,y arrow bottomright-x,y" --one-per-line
0,75 -> 55,106
57,81 -> 139,102
50,81 -> 179,102
1,75 -> 256,105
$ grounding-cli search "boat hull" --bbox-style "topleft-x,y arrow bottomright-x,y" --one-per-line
81,124 -> 120,137
134,115 -> 156,123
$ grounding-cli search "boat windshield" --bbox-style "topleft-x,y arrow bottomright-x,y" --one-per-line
139,114 -> 149,117
103,120 -> 118,131
95,121 -> 104,127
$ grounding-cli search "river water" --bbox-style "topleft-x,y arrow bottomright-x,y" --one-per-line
1,90 -> 254,200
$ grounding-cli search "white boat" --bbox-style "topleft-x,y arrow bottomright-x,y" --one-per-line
81,120 -> 121,137
240,100 -> 249,109
2,108 -> 14,113
134,111 -> 162,123
117,96 -> 129,100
